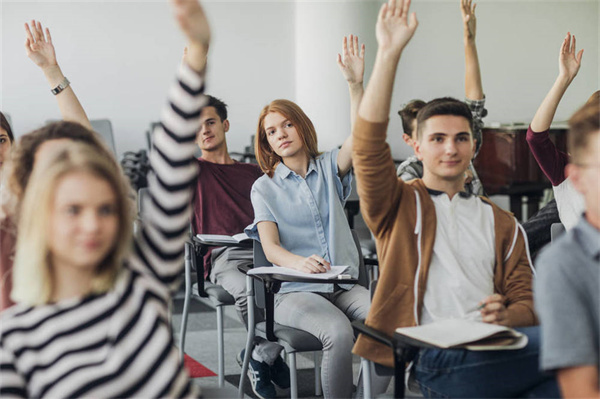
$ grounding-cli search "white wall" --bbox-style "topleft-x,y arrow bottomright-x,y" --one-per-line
2,0 -> 598,161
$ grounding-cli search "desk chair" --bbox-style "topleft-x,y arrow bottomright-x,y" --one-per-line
179,235 -> 249,387
238,231 -> 367,399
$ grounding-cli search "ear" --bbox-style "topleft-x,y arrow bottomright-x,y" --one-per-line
414,139 -> 424,161
402,133 -> 412,145
223,119 -> 230,133
565,164 -> 585,195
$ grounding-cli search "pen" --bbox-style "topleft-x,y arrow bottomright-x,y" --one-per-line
477,302 -> 486,310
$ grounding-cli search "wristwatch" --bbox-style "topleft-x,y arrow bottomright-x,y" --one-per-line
51,77 -> 70,95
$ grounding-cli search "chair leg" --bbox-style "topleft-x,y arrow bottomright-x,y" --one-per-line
179,281 -> 191,360
216,305 -> 225,387
239,276 -> 256,398
314,352 -> 322,396
288,352 -> 298,399
361,358 -> 372,399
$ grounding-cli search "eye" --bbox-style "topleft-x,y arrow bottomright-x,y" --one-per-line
98,204 -> 116,216
66,205 -> 81,216
267,129 -> 275,136
285,122 -> 293,128
432,136 -> 443,143
457,136 -> 469,142
0,138 -> 6,144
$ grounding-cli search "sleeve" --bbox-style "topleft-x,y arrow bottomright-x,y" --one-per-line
352,116 -> 406,237
0,342 -> 27,398
396,157 -> 422,181
328,148 -> 353,203
501,220 -> 537,327
131,62 -> 205,291
244,183 -> 277,241
535,250 -> 598,372
465,96 -> 486,156
526,125 -> 569,186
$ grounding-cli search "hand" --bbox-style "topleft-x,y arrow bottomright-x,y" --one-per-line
337,35 -> 365,85
479,294 -> 508,325
558,32 -> 583,83
460,0 -> 477,41
375,0 -> 418,57
171,0 -> 211,47
291,255 -> 331,274
24,20 -> 58,70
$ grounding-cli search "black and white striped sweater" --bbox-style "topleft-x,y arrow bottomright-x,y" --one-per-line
0,63 -> 206,399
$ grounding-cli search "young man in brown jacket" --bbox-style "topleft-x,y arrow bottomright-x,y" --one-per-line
351,0 -> 559,397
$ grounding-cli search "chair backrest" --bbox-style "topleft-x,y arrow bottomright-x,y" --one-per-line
252,240 -> 272,309
90,119 -> 116,155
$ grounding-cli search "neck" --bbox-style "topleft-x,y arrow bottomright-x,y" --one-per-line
283,153 -> 309,178
586,210 -> 600,231
50,262 -> 95,302
200,145 -> 234,164
422,170 -> 465,199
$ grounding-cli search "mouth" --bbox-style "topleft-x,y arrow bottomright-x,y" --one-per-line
279,141 -> 292,149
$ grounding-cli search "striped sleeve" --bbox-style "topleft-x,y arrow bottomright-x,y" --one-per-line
0,341 -> 27,398
132,62 -> 206,290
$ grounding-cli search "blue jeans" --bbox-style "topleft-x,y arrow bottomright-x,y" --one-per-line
414,326 -> 560,398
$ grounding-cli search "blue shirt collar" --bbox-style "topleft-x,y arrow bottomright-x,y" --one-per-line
274,158 -> 318,180
575,216 -> 600,261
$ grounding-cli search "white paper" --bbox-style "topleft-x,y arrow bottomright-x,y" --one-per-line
248,265 -> 349,280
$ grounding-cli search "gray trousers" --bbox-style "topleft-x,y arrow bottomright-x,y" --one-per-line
274,285 -> 383,398
210,247 -> 282,364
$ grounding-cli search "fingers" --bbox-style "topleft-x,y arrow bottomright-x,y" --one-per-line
336,53 -> 345,69
360,43 -> 365,59
576,48 -> 584,64
571,34 -> 576,55
353,34 -> 359,56
471,2 -> 477,15
409,12 -> 418,29
311,255 -> 331,270
401,0 -> 411,18
342,35 -> 349,57
45,28 -> 52,44
24,22 -> 35,45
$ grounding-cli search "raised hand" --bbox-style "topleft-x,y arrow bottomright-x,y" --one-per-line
460,0 -> 477,41
171,0 -> 210,47
337,35 -> 365,85
25,20 -> 57,70
376,0 -> 418,57
558,32 -> 584,82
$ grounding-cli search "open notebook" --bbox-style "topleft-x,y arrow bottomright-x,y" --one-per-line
248,265 -> 349,280
195,232 -> 251,244
395,319 -> 528,351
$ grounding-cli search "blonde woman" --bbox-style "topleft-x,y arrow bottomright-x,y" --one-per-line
0,0 -> 209,397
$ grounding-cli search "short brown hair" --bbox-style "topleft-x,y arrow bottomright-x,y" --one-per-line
568,101 -> 600,163
416,97 -> 473,140
398,99 -> 426,137
8,121 -> 114,206
255,99 -> 320,178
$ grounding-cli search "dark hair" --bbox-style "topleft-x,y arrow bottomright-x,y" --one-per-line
398,100 -> 426,137
205,95 -> 228,122
1,112 -> 15,143
568,101 -> 600,163
8,121 -> 114,202
416,97 -> 474,140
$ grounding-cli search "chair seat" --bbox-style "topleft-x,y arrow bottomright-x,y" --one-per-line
192,282 -> 235,305
256,322 -> 322,352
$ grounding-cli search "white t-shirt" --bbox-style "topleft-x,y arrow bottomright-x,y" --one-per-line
553,178 -> 585,231
421,190 -> 496,325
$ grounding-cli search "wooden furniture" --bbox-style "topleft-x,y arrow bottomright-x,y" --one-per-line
473,126 -> 567,220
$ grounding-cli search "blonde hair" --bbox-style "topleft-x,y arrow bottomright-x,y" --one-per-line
11,142 -> 133,305
255,99 -> 320,178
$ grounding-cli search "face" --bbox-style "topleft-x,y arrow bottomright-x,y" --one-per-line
567,131 -> 600,223
0,128 -> 12,171
263,112 -> 305,159
196,106 -> 229,152
49,171 -> 119,274
414,115 -> 476,183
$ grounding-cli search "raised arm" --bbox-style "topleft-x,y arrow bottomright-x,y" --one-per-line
461,0 -> 483,101
531,33 -> 583,132
25,21 -> 92,130
336,35 -> 365,177
133,0 -> 209,289
527,33 -> 582,185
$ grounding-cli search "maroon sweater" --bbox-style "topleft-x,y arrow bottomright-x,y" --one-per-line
526,126 -> 568,186
192,158 -> 263,279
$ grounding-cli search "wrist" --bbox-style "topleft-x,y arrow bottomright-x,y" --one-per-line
348,81 -> 363,92
186,42 -> 208,73
556,73 -> 573,87
43,64 -> 65,87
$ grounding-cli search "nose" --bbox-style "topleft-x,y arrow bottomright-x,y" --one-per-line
276,129 -> 288,140
81,211 -> 101,233
445,140 -> 457,155
200,124 -> 210,136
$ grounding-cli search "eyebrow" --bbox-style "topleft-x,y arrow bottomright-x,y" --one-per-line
264,119 -> 290,132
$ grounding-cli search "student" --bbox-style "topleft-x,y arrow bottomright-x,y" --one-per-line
191,94 -> 288,399
245,35 -> 377,399
535,101 -> 599,398
0,20 -> 95,312
396,0 -> 485,197
527,32 -> 587,231
351,0 -> 559,397
0,0 -> 208,397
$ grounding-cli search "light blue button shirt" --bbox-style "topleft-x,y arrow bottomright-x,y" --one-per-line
245,149 -> 359,294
